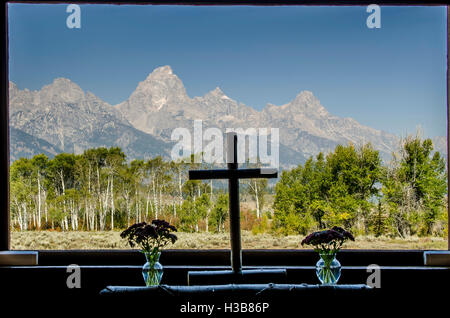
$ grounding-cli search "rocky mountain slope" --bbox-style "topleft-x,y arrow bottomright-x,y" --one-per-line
9,127 -> 63,160
116,66 -> 401,164
9,79 -> 171,162
9,65 -> 446,166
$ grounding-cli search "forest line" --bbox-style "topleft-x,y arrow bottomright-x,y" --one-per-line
9,135 -> 448,238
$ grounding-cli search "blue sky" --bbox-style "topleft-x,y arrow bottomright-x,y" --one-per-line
8,4 -> 447,138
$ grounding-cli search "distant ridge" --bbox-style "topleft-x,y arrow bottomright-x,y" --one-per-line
9,66 -> 446,165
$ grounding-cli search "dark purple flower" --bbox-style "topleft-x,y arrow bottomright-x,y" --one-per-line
301,227 -> 354,251
332,226 -> 355,241
120,219 -> 178,252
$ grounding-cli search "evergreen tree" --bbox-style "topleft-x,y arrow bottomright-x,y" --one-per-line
210,193 -> 229,233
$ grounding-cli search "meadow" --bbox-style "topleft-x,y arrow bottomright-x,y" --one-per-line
11,230 -> 448,250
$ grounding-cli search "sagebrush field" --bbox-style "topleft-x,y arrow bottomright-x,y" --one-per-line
11,230 -> 447,250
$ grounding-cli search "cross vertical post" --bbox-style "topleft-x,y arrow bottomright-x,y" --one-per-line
227,133 -> 241,273
187,132 -> 286,285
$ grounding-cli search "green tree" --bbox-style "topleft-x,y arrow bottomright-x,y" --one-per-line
245,178 -> 267,219
273,143 -> 381,235
382,135 -> 447,236
31,154 -> 49,229
10,158 -> 35,230
210,193 -> 229,233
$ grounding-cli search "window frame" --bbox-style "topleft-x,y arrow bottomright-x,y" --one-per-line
1,0 -> 448,253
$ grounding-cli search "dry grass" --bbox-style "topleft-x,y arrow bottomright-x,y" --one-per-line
10,230 -> 448,250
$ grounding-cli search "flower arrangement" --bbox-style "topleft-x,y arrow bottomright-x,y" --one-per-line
121,220 -> 177,286
301,226 -> 355,284
301,226 -> 355,252
120,219 -> 178,253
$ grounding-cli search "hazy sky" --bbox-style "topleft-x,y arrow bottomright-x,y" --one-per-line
8,4 -> 447,138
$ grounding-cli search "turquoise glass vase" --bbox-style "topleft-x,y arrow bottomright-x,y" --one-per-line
316,252 -> 341,285
142,251 -> 163,286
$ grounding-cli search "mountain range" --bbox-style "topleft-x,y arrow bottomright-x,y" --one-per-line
8,65 -> 446,167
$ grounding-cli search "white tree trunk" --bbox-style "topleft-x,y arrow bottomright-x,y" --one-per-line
254,180 -> 260,219
152,179 -> 158,219
111,176 -> 114,230
178,170 -> 183,206
37,175 -> 41,229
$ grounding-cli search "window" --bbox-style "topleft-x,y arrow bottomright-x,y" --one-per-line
3,3 -> 448,251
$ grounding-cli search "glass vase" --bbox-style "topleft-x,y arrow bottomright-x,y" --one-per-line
316,252 -> 341,285
142,251 -> 163,286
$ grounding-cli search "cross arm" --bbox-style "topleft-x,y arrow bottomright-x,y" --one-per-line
189,168 -> 278,180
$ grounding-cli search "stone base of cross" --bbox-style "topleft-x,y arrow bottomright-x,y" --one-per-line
187,132 -> 287,285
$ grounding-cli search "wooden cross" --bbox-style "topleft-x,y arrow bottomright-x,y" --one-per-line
188,132 -> 286,285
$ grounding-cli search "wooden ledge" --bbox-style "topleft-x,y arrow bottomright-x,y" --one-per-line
424,251 -> 450,266
0,251 -> 38,265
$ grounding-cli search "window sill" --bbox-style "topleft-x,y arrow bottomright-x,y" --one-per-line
21,248 -> 436,266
